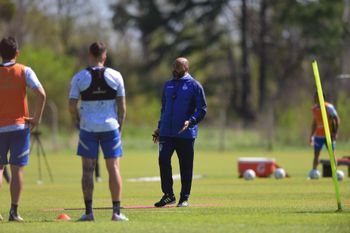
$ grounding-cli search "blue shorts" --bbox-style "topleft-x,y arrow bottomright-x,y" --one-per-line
77,129 -> 123,159
0,128 -> 30,166
314,137 -> 335,152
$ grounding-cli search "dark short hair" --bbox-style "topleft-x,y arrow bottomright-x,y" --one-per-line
0,37 -> 18,60
89,42 -> 106,58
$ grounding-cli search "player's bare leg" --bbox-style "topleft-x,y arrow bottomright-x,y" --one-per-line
78,158 -> 96,221
9,165 -> 24,221
106,158 -> 122,201
0,165 -> 3,221
82,158 -> 96,200
10,165 -> 23,206
105,158 -> 128,221
0,165 -> 4,188
313,150 -> 321,170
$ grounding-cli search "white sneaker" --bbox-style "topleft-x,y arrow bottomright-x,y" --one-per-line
9,211 -> 24,222
177,200 -> 189,207
96,177 -> 102,183
111,213 -> 129,221
77,213 -> 94,221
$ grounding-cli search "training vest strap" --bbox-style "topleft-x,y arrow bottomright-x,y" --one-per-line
80,67 -> 117,101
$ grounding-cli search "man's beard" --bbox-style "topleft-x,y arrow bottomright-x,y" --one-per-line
173,71 -> 185,79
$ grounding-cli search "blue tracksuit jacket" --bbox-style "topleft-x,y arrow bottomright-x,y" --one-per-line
158,74 -> 207,139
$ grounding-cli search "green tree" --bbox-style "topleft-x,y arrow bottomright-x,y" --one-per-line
0,0 -> 15,22
111,0 -> 228,71
17,46 -> 76,128
251,0 -> 348,142
111,0 -> 232,125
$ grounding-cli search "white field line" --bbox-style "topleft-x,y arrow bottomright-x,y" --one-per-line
127,174 -> 203,182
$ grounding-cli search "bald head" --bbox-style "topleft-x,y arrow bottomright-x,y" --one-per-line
172,57 -> 189,79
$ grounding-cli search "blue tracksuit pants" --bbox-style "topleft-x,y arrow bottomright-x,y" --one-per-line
158,137 -> 195,200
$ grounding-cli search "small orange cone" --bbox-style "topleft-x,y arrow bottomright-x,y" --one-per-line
57,213 -> 71,221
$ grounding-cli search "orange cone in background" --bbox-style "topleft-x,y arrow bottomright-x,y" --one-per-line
57,213 -> 71,221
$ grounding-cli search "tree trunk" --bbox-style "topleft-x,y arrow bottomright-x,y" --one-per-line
241,0 -> 253,121
6,0 -> 27,45
258,0 -> 267,111
227,42 -> 239,112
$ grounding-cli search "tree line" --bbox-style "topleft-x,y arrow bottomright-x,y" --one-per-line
1,0 -> 350,143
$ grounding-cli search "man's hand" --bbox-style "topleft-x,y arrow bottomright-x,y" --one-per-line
152,128 -> 160,143
24,117 -> 39,131
178,120 -> 190,134
309,136 -> 314,146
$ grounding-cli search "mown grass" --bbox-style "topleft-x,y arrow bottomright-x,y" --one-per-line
0,144 -> 349,233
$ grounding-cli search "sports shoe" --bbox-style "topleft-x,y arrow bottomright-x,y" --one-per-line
111,213 -> 129,221
77,213 -> 94,221
96,177 -> 102,183
154,194 -> 176,207
9,211 -> 24,222
177,200 -> 189,207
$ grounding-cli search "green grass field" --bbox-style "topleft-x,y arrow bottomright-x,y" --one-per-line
0,143 -> 349,233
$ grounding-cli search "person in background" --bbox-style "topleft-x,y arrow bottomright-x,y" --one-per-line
69,42 -> 128,221
309,93 -> 340,174
153,57 -> 207,208
0,37 -> 46,222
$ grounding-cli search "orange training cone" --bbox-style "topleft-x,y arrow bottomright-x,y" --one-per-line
57,213 -> 71,221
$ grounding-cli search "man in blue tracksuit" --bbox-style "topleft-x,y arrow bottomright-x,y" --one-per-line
153,57 -> 207,207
